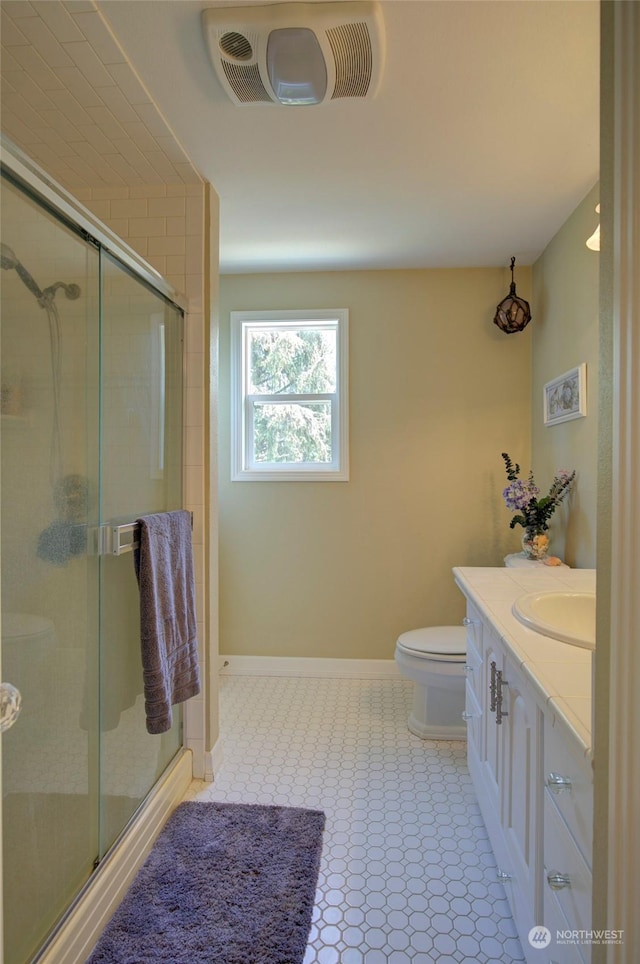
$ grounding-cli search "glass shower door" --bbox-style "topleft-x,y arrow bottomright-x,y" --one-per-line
1,173 -> 101,964
1,169 -> 186,962
98,253 -> 184,856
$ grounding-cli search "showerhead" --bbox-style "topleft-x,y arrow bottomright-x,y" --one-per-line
0,242 -> 18,270
42,281 -> 82,301
1,244 -> 81,303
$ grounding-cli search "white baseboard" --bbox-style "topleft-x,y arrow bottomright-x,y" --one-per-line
36,750 -> 193,964
204,734 -> 224,782
219,655 -> 402,679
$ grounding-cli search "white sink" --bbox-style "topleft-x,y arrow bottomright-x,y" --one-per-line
512,591 -> 596,650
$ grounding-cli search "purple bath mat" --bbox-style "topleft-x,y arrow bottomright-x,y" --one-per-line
86,801 -> 326,964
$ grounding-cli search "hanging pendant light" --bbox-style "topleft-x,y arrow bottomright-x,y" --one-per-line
493,257 -> 532,334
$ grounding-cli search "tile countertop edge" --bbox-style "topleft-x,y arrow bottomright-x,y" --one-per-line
453,566 -> 596,762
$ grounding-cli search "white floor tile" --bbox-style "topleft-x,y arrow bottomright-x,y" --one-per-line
185,675 -> 525,963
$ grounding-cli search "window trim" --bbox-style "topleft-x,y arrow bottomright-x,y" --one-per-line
231,308 -> 349,481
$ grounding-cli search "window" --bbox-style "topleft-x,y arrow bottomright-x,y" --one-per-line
231,309 -> 349,481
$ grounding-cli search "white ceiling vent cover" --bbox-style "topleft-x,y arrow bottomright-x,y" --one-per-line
202,2 -> 385,106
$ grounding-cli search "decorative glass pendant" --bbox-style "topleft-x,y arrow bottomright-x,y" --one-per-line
494,257 -> 532,334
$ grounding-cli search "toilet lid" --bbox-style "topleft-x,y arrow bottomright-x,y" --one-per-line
396,626 -> 467,660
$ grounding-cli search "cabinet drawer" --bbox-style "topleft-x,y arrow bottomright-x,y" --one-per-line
544,795 -> 592,943
543,884 -> 591,964
544,718 -> 593,867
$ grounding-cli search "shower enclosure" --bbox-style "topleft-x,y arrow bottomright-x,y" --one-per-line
0,160 -> 186,963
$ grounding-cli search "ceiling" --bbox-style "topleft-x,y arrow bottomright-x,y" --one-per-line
95,0 -> 600,274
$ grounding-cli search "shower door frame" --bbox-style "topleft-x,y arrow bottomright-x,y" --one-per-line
0,137 -> 187,314
0,135 -> 193,963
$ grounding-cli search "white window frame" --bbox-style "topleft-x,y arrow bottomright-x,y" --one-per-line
231,308 -> 349,481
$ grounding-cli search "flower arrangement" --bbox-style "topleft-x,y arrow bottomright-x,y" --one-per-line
501,452 -> 575,538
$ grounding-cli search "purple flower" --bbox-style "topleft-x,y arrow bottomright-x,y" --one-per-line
501,452 -> 575,533
503,477 -> 539,511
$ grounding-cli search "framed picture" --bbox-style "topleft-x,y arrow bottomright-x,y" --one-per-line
543,364 -> 587,426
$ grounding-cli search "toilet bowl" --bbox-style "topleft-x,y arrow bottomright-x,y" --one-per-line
395,626 -> 467,740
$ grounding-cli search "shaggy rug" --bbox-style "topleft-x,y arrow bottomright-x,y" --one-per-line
86,801 -> 326,964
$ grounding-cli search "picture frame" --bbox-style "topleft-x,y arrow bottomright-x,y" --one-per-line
543,363 -> 587,426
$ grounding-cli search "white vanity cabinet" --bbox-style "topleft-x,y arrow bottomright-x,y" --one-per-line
465,612 -> 542,958
455,567 -> 595,964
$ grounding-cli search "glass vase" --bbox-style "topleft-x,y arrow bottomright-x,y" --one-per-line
521,529 -> 550,561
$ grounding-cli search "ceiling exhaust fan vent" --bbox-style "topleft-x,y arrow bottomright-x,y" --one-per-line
219,31 -> 254,62
222,60 -> 272,103
202,2 -> 385,107
327,22 -> 372,99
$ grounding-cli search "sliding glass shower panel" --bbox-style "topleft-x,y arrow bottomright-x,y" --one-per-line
98,253 -> 183,856
1,166 -> 186,961
1,174 -> 100,964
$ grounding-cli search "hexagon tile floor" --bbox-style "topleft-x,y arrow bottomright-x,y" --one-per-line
184,674 -> 526,963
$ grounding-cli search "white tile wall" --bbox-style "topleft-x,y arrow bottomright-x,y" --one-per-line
80,179 -> 208,777
1,0 -> 199,187
1,0 -> 212,777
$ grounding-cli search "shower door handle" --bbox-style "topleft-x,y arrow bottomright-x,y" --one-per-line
98,522 -> 140,556
0,682 -> 22,732
97,514 -> 192,556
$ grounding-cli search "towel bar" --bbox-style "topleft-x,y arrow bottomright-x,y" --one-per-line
99,512 -> 193,556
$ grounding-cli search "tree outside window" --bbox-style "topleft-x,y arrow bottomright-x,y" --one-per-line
231,310 -> 349,481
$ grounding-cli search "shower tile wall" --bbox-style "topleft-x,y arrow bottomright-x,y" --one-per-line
0,0 -> 216,774
2,172 -> 194,952
0,3 -> 199,191
2,178 -> 210,776
78,180 -> 210,776
1,187 -> 97,655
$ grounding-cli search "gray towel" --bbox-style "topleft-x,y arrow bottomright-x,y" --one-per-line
133,510 -> 200,734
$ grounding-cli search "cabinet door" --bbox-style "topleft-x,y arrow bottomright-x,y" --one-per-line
463,606 -> 483,760
463,605 -> 484,706
481,627 -> 504,806
464,681 -> 483,756
471,625 -> 512,886
501,654 -> 543,938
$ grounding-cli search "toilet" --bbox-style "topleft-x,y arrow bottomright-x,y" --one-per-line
395,626 -> 467,740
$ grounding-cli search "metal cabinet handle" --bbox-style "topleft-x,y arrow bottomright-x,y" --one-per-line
496,671 -> 509,725
546,772 -> 572,794
462,711 -> 477,722
496,869 -> 513,881
547,871 -> 572,890
462,616 -> 474,627
489,660 -> 497,712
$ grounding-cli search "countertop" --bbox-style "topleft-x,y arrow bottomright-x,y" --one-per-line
453,566 -> 596,762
